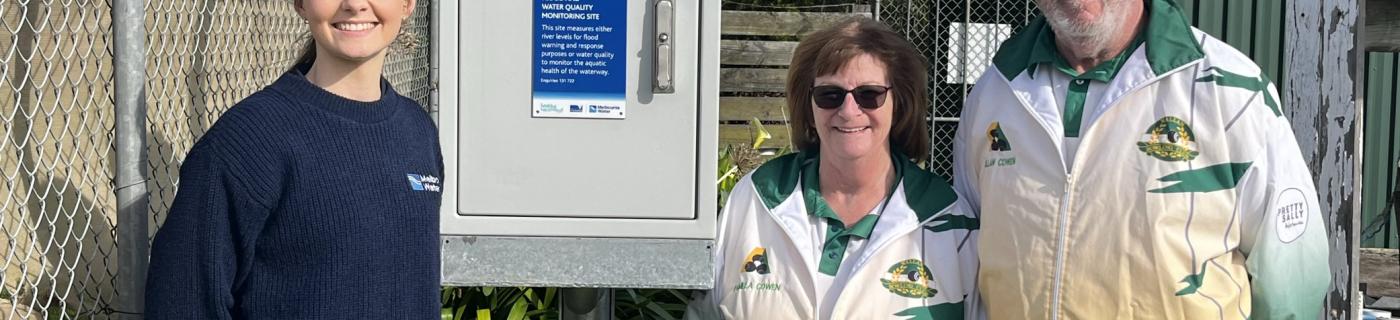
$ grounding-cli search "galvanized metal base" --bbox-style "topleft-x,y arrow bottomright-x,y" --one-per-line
441,236 -> 714,289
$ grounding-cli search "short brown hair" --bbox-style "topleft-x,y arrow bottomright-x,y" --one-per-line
785,17 -> 930,162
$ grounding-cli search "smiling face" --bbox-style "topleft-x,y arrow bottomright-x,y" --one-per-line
811,53 -> 894,162
296,0 -> 414,64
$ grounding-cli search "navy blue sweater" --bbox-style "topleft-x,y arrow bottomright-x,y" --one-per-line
145,65 -> 443,319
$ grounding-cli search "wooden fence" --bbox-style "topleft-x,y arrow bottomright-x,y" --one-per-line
718,6 -> 872,149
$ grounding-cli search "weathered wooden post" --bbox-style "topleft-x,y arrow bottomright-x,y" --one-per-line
1284,0 -> 1363,318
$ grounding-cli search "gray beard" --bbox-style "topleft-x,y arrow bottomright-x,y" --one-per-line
1040,0 -> 1128,57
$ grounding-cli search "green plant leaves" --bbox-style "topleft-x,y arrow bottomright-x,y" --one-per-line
441,287 -> 560,320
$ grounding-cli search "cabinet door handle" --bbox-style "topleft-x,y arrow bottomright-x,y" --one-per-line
653,0 -> 675,93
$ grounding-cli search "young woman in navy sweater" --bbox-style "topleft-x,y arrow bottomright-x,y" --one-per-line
145,0 -> 442,318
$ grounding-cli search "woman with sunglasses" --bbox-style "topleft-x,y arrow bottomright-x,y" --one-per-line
689,17 -> 980,319
144,1 -> 441,318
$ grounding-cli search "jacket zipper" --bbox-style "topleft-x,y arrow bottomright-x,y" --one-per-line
1049,173 -> 1074,320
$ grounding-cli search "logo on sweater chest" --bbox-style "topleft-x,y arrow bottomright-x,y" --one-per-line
406,174 -> 441,192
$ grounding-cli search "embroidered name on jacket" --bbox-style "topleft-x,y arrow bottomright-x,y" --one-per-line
406,174 -> 441,192
733,281 -> 781,292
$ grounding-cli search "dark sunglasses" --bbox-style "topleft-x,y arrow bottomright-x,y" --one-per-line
811,85 -> 892,109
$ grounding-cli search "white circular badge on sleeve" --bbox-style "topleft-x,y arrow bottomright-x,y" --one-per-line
1274,188 -> 1308,243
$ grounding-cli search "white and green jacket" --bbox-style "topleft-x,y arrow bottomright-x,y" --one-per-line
693,152 -> 980,319
954,0 -> 1330,319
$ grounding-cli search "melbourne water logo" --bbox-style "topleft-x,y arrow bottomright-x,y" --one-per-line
588,105 -> 621,113
406,174 -> 441,192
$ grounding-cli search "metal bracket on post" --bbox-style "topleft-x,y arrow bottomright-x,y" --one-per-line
559,288 -> 613,320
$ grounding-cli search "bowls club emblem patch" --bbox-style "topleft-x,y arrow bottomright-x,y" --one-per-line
880,259 -> 937,298
1137,116 -> 1200,161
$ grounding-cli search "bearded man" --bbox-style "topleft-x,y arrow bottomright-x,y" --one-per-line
952,0 -> 1331,318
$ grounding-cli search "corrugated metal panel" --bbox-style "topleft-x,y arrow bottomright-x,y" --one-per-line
1179,0 -> 1194,22
1224,1 -> 1254,55
1193,0 -> 1226,38
1183,0 -> 1284,83
1363,52 -> 1400,248
1253,0 -> 1285,85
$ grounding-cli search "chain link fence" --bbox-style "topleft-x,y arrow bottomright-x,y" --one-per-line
0,0 -> 117,317
0,0 -> 433,318
878,0 -> 1036,179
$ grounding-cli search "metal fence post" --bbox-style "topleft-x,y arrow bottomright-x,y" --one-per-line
430,0 -> 441,123
114,0 -> 149,317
